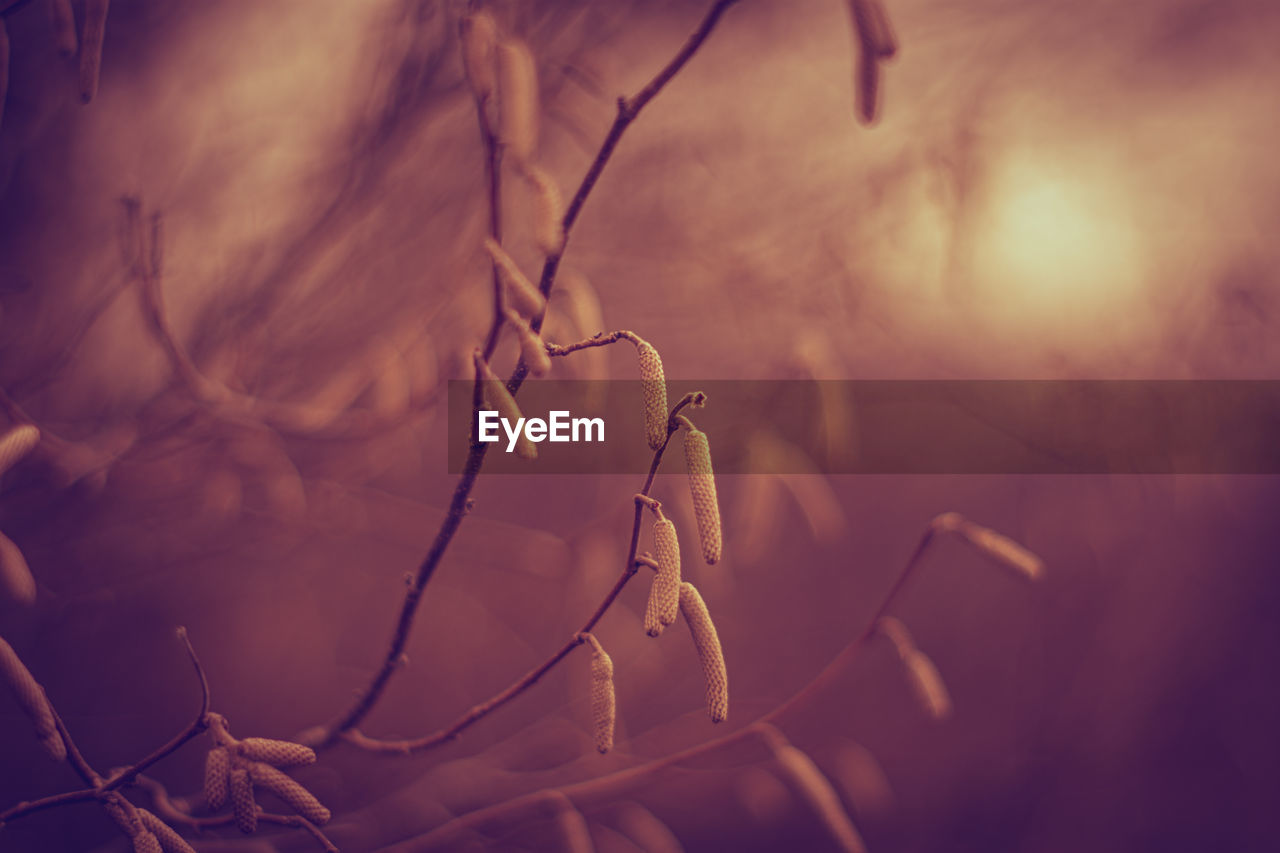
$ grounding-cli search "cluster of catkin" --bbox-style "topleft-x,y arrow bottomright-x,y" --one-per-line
202,714 -> 330,834
462,10 -> 566,376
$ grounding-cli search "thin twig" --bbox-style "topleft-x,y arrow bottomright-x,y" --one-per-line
0,628 -> 212,825
134,775 -> 340,853
313,0 -> 743,748
401,517 -> 960,848
341,392 -> 704,755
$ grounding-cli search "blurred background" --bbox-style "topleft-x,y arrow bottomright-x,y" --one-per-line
1,0 -> 1278,850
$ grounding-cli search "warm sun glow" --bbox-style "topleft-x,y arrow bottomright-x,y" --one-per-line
970,152 -> 1144,341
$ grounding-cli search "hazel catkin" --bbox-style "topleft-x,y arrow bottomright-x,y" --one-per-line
497,39 -> 538,164
0,634 -> 65,760
484,237 -> 545,317
248,761 -> 331,825
204,745 -> 231,810
678,582 -> 728,723
459,11 -> 497,102
237,737 -> 316,768
583,634 -> 615,754
644,517 -> 681,637
524,165 -> 565,256
137,808 -> 197,853
229,768 -> 257,833
684,426 -> 722,564
632,338 -> 668,450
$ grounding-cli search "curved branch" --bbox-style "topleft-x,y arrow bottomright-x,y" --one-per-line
312,0 -> 744,748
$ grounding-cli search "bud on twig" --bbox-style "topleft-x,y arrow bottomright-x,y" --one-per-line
679,582 -> 728,722
683,426 -> 722,564
0,635 -> 65,760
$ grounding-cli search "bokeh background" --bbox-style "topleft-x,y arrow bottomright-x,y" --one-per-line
2,0 -> 1278,850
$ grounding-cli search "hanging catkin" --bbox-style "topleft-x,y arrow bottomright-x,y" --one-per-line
644,516 -> 681,637
248,762 -> 331,825
0,423 -> 39,477
903,649 -> 951,720
137,808 -> 197,853
48,0 -> 79,58
229,768 -> 256,833
459,11 -> 497,102
0,635 -> 65,760
484,237 -> 545,317
630,337 -> 668,450
0,531 -> 36,606
473,351 -> 536,459
132,831 -> 162,853
504,309 -> 552,376
523,165 -> 565,255
678,582 -> 728,722
79,0 -> 110,103
204,745 -> 231,809
497,39 -> 538,164
582,634 -> 616,753
684,426 -> 722,564
773,742 -> 868,853
238,737 -> 316,768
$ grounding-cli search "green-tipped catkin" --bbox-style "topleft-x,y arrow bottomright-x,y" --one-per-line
684,427 -> 722,564
79,0 -> 109,104
48,0 -> 79,58
204,746 -> 231,810
903,649 -> 951,720
583,634 -> 615,754
474,351 -> 536,459
0,423 -> 39,477
248,762 -> 331,825
132,831 -> 163,853
773,743 -> 868,853
484,237 -> 545,317
497,39 -> 538,164
238,737 -> 316,768
0,635 -> 65,760
678,582 -> 728,723
0,530 -> 36,606
505,309 -> 552,376
633,338 -> 668,450
229,768 -> 256,833
138,808 -> 197,853
524,165 -> 565,256
459,11 -> 497,102
644,518 -> 681,637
